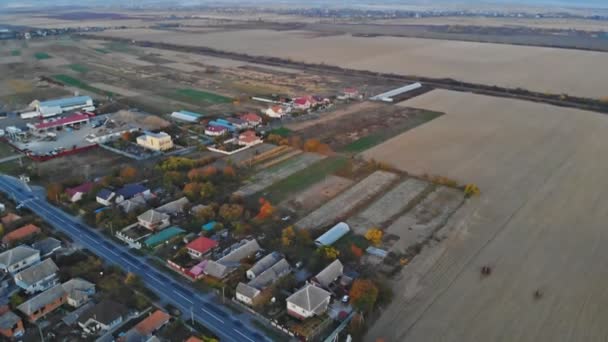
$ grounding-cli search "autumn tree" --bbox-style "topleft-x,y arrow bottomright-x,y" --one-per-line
289,135 -> 302,149
202,166 -> 217,178
223,166 -> 236,178
349,279 -> 379,313
464,183 -> 481,198
194,206 -> 216,221
266,134 -> 283,145
351,244 -> 363,259
317,246 -> 339,260
199,182 -> 216,200
121,131 -> 132,141
219,204 -> 244,222
46,183 -> 63,203
183,182 -> 202,200
282,226 -> 296,247
256,198 -> 275,220
303,139 -> 321,152
125,272 -> 139,285
120,166 -> 137,181
163,171 -> 185,187
365,228 -> 383,246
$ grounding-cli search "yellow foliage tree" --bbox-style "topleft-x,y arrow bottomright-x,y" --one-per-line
464,183 -> 481,198
318,246 -> 340,260
365,228 -> 383,245
282,226 -> 296,247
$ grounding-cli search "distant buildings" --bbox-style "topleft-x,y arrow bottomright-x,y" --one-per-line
204,125 -> 228,137
238,130 -> 262,147
265,105 -> 287,118
171,110 -> 204,123
136,131 -> 174,151
65,182 -> 95,203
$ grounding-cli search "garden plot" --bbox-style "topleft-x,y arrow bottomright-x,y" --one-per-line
347,178 -> 430,235
385,186 -> 463,254
164,62 -> 206,72
90,83 -> 141,97
282,175 -> 354,213
295,170 -> 399,230
237,153 -> 325,197
39,57 -> 70,67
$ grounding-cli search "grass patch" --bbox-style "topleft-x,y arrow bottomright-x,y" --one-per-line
34,52 -> 51,60
0,142 -> 17,159
104,41 -> 135,53
94,48 -> 110,54
264,156 -> 349,202
52,74 -> 114,97
174,88 -> 232,105
67,64 -> 89,73
268,127 -> 292,137
11,50 -> 20,56
340,109 -> 444,153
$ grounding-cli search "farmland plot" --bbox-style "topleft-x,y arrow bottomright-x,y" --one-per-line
347,178 -> 430,234
282,175 -> 353,213
295,170 -> 398,230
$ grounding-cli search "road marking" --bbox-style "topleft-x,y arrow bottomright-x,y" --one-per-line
201,308 -> 225,324
173,290 -> 193,304
233,329 -> 255,342
149,275 -> 163,283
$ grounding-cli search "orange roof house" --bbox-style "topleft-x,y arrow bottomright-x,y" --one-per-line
3,224 -> 41,245
1,213 -> 21,226
134,310 -> 171,336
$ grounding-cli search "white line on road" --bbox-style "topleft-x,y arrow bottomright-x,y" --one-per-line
233,329 -> 255,342
173,290 -> 193,304
201,308 -> 225,324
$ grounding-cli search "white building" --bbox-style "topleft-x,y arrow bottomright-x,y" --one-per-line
28,96 -> 94,118
286,284 -> 331,320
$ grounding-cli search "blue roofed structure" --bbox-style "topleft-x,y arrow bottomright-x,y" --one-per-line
96,189 -> 114,201
116,183 -> 149,201
314,222 -> 350,247
32,96 -> 95,118
144,226 -> 185,248
202,221 -> 218,232
38,96 -> 92,108
171,110 -> 205,122
208,120 -> 236,132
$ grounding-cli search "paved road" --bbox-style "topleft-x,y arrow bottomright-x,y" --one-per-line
0,175 -> 274,342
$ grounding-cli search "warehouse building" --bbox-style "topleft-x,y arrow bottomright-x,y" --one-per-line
314,222 -> 350,247
25,96 -> 95,118
170,110 -> 205,123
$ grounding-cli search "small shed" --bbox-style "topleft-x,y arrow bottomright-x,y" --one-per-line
202,221 -> 218,232
314,222 -> 350,247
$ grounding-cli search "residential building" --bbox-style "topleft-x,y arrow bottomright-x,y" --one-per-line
341,88 -> 360,99
138,209 -> 170,231
0,245 -> 40,274
313,259 -> 344,289
314,222 -> 350,247
96,189 -> 115,206
293,96 -> 314,110
265,105 -> 286,118
0,310 -> 24,339
155,197 -> 189,215
3,224 -> 41,245
286,284 -> 331,320
65,182 -> 95,203
17,284 -> 67,322
204,125 -> 227,137
237,130 -> 262,147
30,96 -> 94,118
14,259 -> 59,293
27,112 -> 91,133
132,310 -> 170,337
226,117 -> 248,130
1,213 -> 21,226
115,184 -> 150,203
235,283 -> 261,306
136,131 -> 174,152
237,258 -> 291,306
78,300 -> 129,335
210,119 -> 236,132
171,110 -> 204,123
62,278 -> 95,308
204,239 -> 261,279
246,252 -> 283,280
118,195 -> 147,213
31,237 -> 61,258
239,113 -> 262,127
144,226 -> 185,248
186,236 -> 218,259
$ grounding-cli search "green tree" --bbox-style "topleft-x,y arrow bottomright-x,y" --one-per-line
10,293 -> 24,308
219,204 -> 244,223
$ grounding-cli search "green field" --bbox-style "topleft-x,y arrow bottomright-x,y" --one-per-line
67,64 -> 89,73
34,52 -> 52,60
11,50 -> 21,56
105,42 -> 136,53
263,156 -> 348,202
340,110 -> 444,153
269,127 -> 292,137
94,48 -> 110,54
52,74 -> 114,97
175,88 -> 232,104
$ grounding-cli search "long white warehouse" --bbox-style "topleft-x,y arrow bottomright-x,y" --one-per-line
370,82 -> 422,103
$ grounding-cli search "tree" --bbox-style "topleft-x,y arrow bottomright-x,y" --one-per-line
365,228 -> 383,246
266,134 -> 283,145
223,166 -> 236,178
163,171 -> 185,187
303,139 -> 321,152
349,279 -> 379,313
121,131 -> 132,141
317,246 -> 339,260
46,183 -> 63,202
199,182 -> 216,200
282,226 -> 296,247
194,206 -> 215,221
233,222 -> 250,236
183,182 -> 202,200
120,166 -> 137,181
351,244 -> 363,258
464,183 -> 481,198
256,198 -> 275,220
202,166 -> 217,178
125,272 -> 140,286
219,204 -> 244,222
9,293 -> 24,308
289,135 -> 302,149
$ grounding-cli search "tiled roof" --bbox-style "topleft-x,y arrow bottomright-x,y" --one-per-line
240,113 -> 262,122
0,310 -> 21,329
117,183 -> 148,199
248,252 -> 282,278
144,226 -> 185,248
314,259 -> 343,288
3,224 -> 41,244
66,182 -> 94,198
286,284 -> 330,313
138,209 -> 169,224
34,113 -> 90,130
38,96 -> 92,108
62,278 -> 95,302
96,189 -> 114,200
236,282 -> 260,299
134,310 -> 170,336
186,236 -> 218,254
249,258 -> 291,289
14,259 -> 58,286
31,237 -> 61,256
17,284 -> 66,315
77,299 -> 128,326
0,245 -> 39,268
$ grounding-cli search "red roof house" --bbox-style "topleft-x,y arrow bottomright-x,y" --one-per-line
240,113 -> 262,127
133,310 -> 171,336
238,131 -> 262,146
186,237 -> 218,259
3,224 -> 41,245
65,182 -> 95,203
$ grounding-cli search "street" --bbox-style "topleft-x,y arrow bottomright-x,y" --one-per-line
0,175 -> 274,342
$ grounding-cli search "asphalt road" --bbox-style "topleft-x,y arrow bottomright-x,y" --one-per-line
0,175 -> 274,342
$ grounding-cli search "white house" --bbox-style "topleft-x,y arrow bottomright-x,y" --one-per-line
95,189 -> 115,206
265,105 -> 286,118
62,278 -> 96,308
286,284 -> 331,320
78,300 -> 128,335
14,259 -> 59,294
0,246 -> 40,274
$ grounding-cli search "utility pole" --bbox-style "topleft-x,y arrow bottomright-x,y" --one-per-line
222,286 -> 225,303
191,306 -> 194,325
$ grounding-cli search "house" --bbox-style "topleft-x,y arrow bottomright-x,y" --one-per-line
136,131 -> 174,152
201,221 -> 218,232
0,310 -> 24,339
237,130 -> 262,147
138,209 -> 170,231
314,222 -> 350,247
239,113 -> 262,127
118,195 -> 147,213
0,245 -> 40,274
62,278 -> 95,308
144,226 -> 185,248
133,310 -> 171,337
155,197 -> 189,215
209,119 -> 236,132
204,125 -> 227,137
246,252 -> 283,280
341,88 -> 360,99
31,237 -> 62,258
186,236 -> 218,259
0,203 -> 5,213
293,96 -> 314,110
226,117 -> 248,130
237,258 -> 291,306
286,284 -> 331,320
3,224 -> 41,245
115,184 -> 150,203
31,96 -> 94,118
1,213 -> 21,226
204,239 -> 261,279
78,299 -> 129,335
96,189 -> 115,206
14,259 -> 59,293
171,110 -> 204,123
313,259 -> 343,289
17,284 -> 67,322
265,105 -> 286,118
65,182 -> 95,202
186,337 -> 203,342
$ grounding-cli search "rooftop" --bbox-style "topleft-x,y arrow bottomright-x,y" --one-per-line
173,110 -> 204,118
155,197 -> 189,215
17,284 -> 66,315
206,125 -> 227,132
0,245 -> 39,267
134,310 -> 170,336
144,226 -> 185,248
287,284 -> 331,313
38,96 -> 92,109
141,131 -> 171,139
240,113 -> 262,122
117,183 -> 149,199
14,259 -> 58,286
314,222 -> 350,247
314,259 -> 344,288
66,182 -> 95,198
62,278 -> 95,302
186,236 -> 218,254
96,189 -> 114,200
249,258 -> 291,289
3,224 -> 41,244
31,237 -> 61,256
248,252 -> 282,277
33,113 -> 90,130
0,310 -> 21,330
138,209 -> 169,225
78,299 -> 128,326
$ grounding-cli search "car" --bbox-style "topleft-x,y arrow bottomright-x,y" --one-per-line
342,295 -> 349,303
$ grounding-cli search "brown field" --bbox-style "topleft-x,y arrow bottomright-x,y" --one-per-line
364,89 -> 608,341
282,175 -> 353,213
93,28 -> 608,98
286,101 -> 383,131
90,83 -> 141,97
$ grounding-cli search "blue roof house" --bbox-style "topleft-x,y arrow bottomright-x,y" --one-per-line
202,221 -> 218,232
115,184 -> 150,203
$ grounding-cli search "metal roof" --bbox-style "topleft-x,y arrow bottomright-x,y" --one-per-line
0,245 -> 39,268
314,222 -> 350,247
144,226 -> 185,248
38,96 -> 92,109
